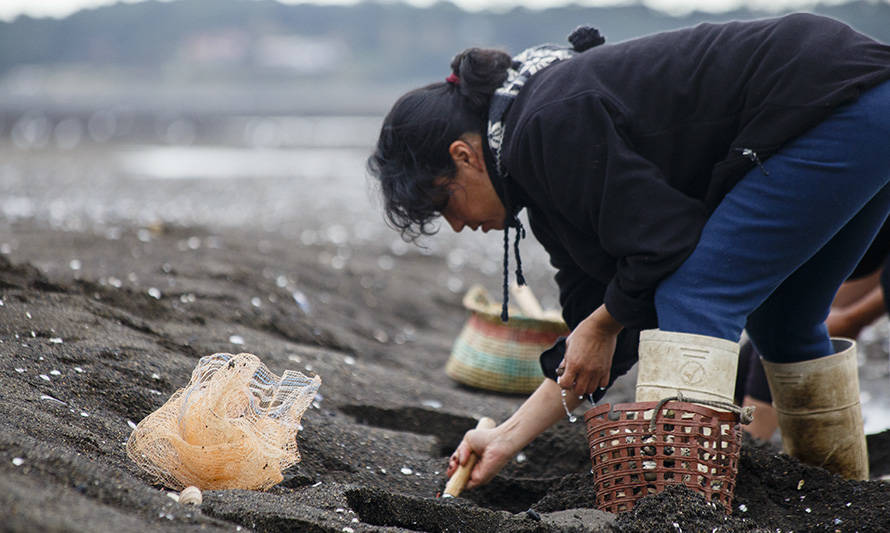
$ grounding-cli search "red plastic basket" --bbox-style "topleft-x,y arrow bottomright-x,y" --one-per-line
584,400 -> 742,514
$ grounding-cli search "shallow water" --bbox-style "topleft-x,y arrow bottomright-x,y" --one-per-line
115,145 -> 370,180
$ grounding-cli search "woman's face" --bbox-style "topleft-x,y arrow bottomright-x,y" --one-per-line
440,135 -> 506,233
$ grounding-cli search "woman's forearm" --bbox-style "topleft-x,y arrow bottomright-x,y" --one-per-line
495,378 -> 584,452
493,305 -> 621,453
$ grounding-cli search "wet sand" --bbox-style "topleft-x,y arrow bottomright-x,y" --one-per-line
3,218 -> 890,532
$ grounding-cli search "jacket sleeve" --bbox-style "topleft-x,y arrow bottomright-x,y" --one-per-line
512,92 -> 708,330
526,209 -> 604,330
528,212 -> 640,396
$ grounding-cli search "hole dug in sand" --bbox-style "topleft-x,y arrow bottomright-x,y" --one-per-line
341,405 -> 560,513
340,404 -> 477,456
345,487 -> 616,532
460,476 -> 557,514
346,487 -> 538,533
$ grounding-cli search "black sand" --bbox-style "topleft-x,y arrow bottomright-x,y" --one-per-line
3,220 -> 890,533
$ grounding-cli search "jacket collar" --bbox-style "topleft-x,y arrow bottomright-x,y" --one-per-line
484,44 -> 578,224
480,38 -> 592,321
481,134 -> 524,223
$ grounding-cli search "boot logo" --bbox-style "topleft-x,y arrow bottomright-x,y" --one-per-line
680,361 -> 706,385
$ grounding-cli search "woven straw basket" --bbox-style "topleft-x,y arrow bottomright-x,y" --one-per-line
445,285 -> 568,394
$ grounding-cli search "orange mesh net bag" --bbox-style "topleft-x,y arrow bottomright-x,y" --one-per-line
126,352 -> 321,490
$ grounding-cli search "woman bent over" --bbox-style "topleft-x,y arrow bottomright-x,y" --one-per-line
369,13 -> 890,488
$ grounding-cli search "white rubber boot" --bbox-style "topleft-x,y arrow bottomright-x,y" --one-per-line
762,339 -> 869,480
635,329 -> 740,404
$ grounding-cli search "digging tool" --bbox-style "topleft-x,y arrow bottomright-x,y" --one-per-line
442,417 -> 497,498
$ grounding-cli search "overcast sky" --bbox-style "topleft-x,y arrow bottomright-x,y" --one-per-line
0,0 -> 866,21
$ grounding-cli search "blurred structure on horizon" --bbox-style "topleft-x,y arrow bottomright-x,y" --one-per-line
1,0 -> 889,121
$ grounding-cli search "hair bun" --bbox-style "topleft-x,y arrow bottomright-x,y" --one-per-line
568,26 -> 605,52
449,48 -> 512,112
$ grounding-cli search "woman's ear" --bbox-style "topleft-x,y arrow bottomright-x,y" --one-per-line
448,135 -> 485,171
448,139 -> 473,167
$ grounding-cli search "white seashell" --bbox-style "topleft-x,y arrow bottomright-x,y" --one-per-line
178,486 -> 202,506
228,335 -> 245,345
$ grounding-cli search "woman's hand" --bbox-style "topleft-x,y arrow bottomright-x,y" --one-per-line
445,426 -> 516,490
443,379 -> 589,492
557,304 -> 623,397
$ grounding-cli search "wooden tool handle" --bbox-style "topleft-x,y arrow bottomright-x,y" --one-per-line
510,282 -> 544,319
443,417 -> 497,498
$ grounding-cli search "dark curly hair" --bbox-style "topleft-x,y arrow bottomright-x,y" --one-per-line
367,48 -> 512,241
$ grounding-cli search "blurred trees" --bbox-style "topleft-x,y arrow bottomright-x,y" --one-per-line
1,0 -> 888,84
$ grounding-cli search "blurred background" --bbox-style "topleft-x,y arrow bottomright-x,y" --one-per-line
1,0 -> 889,236
2,0 -> 890,329
2,0 -> 889,301
2,0 -> 890,311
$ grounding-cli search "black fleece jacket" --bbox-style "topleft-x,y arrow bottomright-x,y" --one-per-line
490,14 -> 890,385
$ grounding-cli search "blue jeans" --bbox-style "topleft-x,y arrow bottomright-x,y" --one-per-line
655,80 -> 890,363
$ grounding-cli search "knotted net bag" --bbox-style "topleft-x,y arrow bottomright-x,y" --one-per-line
126,352 -> 321,490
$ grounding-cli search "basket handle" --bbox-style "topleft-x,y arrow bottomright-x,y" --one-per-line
462,285 -> 501,315
643,393 -> 755,432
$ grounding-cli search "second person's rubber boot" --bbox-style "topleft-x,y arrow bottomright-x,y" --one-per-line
761,338 -> 869,480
